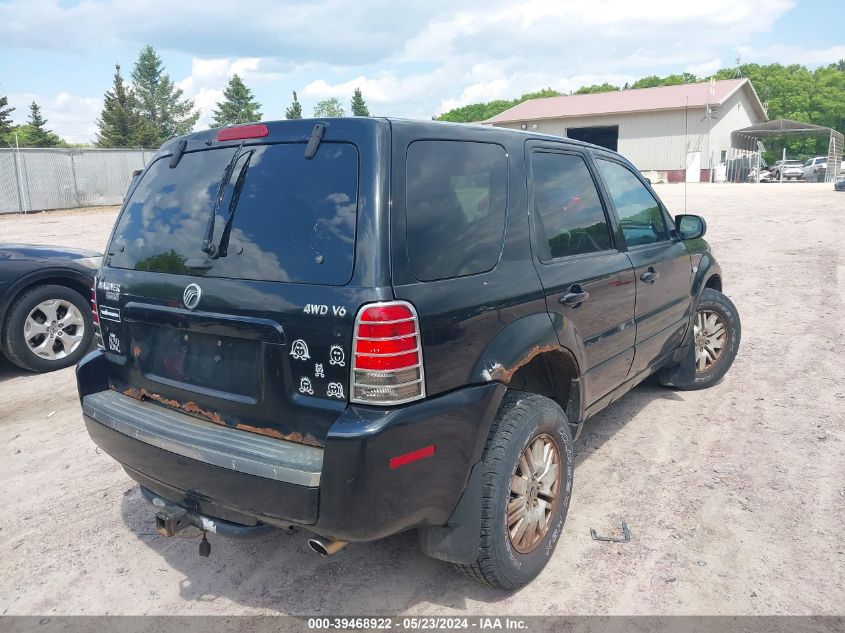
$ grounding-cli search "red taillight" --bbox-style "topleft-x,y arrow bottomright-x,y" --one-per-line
351,301 -> 425,405
216,124 -> 269,141
355,335 -> 417,355
90,280 -> 99,325
91,278 -> 103,349
357,320 -> 415,338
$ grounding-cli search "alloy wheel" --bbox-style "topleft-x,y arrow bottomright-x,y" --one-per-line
694,309 -> 727,373
507,434 -> 561,554
23,299 -> 86,361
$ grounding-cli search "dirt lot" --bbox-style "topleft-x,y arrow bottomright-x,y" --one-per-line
0,184 -> 843,616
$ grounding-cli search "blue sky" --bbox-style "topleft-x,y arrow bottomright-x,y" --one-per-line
1,0 -> 843,143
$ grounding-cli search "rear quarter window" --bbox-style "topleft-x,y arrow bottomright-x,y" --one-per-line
405,140 -> 507,281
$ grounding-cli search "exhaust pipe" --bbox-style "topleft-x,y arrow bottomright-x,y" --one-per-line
308,536 -> 347,556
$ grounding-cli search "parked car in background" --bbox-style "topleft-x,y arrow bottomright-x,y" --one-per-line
835,178 -> 845,191
748,167 -> 771,182
1,245 -> 100,372
803,156 -> 828,182
771,160 -> 804,181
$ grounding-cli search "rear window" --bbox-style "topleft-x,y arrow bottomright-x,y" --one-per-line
108,142 -> 359,285
405,140 -> 507,281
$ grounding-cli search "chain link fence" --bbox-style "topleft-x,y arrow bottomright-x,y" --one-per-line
0,147 -> 152,214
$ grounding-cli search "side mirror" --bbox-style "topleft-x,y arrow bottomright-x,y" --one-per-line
675,214 -> 707,240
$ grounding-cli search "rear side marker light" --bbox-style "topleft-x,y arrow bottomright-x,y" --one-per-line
351,301 -> 425,405
389,444 -> 436,470
216,124 -> 269,141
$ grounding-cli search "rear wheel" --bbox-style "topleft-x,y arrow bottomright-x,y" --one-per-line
455,392 -> 573,589
2,284 -> 93,372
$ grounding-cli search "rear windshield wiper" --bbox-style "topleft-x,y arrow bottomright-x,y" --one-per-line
216,149 -> 255,258
201,141 -> 245,258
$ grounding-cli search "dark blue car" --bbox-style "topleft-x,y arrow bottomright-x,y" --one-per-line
0,244 -> 100,372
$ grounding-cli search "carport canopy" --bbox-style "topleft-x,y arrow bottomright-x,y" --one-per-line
731,118 -> 843,182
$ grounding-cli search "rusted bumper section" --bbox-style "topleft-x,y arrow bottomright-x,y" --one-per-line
78,349 -> 508,542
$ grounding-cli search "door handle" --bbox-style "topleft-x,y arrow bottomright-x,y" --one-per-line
560,288 -> 590,307
640,268 -> 660,283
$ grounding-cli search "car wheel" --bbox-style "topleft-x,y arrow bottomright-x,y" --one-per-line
455,391 -> 573,589
669,288 -> 741,390
2,284 -> 94,372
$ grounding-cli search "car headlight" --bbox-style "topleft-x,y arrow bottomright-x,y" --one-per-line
75,256 -> 103,269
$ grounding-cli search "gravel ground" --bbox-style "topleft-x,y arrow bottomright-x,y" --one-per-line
0,183 -> 843,616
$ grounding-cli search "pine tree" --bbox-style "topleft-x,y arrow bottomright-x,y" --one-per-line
314,97 -> 345,118
96,63 -> 145,147
211,74 -> 262,127
351,88 -> 369,116
130,117 -> 163,149
131,45 -> 200,146
285,91 -> 303,119
24,101 -> 63,147
0,95 -> 14,142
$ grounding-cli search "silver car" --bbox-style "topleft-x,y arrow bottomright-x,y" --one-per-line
771,160 -> 804,181
803,156 -> 827,182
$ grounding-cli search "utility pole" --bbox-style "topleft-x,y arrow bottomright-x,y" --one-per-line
9,132 -> 27,214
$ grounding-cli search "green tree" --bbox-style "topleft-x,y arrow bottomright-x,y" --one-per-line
436,87 -> 562,123
521,88 -> 560,100
96,63 -> 146,147
21,101 -> 63,147
351,87 -> 370,116
0,94 -> 14,143
131,45 -> 200,146
574,83 -> 620,94
211,74 -> 262,127
313,97 -> 345,117
630,73 -> 698,89
285,91 -> 303,119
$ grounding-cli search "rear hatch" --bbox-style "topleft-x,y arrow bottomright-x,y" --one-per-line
95,121 -> 387,447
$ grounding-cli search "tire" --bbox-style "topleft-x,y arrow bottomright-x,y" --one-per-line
671,288 -> 741,391
455,391 -> 574,589
1,284 -> 94,372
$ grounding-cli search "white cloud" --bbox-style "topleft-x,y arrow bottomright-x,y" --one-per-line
687,59 -> 724,77
7,91 -> 101,143
1,0 -> 826,141
737,44 -> 845,66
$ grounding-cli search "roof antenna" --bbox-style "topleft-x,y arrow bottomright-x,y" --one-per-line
733,56 -> 743,79
684,95 -> 689,214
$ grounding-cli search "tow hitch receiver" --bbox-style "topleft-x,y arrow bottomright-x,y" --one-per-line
155,507 -> 191,537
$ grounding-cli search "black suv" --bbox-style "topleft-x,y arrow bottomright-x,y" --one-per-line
77,118 -> 740,589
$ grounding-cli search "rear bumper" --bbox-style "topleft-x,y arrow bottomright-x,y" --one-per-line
78,350 -> 504,542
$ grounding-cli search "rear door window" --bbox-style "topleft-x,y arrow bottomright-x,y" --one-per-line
596,158 -> 669,247
530,152 -> 613,260
405,140 -> 507,281
108,142 -> 359,285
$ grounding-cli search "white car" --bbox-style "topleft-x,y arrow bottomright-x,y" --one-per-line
771,160 -> 804,181
803,157 -> 827,182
